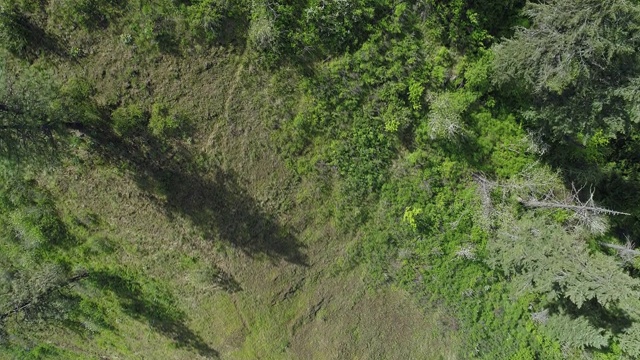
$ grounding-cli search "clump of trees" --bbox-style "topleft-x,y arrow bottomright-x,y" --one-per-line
493,0 -> 640,140
274,0 -> 640,358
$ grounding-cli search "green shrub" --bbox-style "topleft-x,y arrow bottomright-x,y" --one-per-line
127,3 -> 178,54
111,104 -> 146,136
297,0 -> 378,55
56,77 -> 101,125
0,6 -> 31,55
148,102 -> 180,137
248,1 -> 276,53
185,0 -> 227,43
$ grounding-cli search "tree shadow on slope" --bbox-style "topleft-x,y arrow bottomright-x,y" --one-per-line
0,9 -> 68,61
149,164 -> 309,266
88,126 -> 308,267
90,269 -> 219,358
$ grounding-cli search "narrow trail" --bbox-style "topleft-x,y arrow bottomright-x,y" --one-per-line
230,294 -> 251,338
206,47 -> 249,150
224,49 -> 249,123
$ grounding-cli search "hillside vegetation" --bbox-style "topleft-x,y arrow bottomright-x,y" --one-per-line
1,0 -> 640,359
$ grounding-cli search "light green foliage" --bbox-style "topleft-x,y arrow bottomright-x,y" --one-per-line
582,130 -> 612,165
472,110 -> 538,177
185,0 -> 235,43
421,90 -> 477,140
111,103 -> 146,136
462,49 -> 493,92
248,0 -> 276,53
282,23 -> 429,197
402,206 -> 422,231
619,323 -> 640,357
330,121 -> 394,197
148,102 -> 180,137
544,313 -> 609,350
408,79 -> 424,111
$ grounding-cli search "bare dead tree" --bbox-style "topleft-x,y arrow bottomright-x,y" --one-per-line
520,195 -> 630,216
472,173 -> 495,219
518,183 -> 629,234
600,239 -> 640,264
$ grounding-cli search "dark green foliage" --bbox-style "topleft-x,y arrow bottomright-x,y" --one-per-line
254,0 -> 393,64
48,0 -> 126,30
0,58 -> 99,159
184,0 -> 242,44
126,2 -> 181,53
6,343 -> 83,360
111,103 -> 146,136
295,0 -> 378,55
493,0 -> 640,139
54,77 -> 101,126
148,102 -> 181,137
120,0 -> 248,54
0,4 -> 33,56
418,0 -> 525,50
543,312 -> 610,351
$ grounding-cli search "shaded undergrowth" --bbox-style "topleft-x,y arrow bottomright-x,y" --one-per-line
544,139 -> 640,243
90,269 -> 219,358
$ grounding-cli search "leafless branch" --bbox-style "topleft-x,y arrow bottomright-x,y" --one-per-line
600,240 -> 639,264
520,198 -> 630,216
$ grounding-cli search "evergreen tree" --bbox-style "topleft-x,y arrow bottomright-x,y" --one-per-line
487,207 -> 640,356
493,0 -> 640,140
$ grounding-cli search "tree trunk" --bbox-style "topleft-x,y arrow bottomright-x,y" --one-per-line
519,198 -> 630,216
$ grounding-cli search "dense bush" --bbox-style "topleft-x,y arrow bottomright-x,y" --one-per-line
148,102 -> 181,137
111,104 -> 146,136
185,0 -> 244,43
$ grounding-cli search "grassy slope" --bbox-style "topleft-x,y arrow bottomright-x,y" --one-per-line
21,28 -> 460,359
